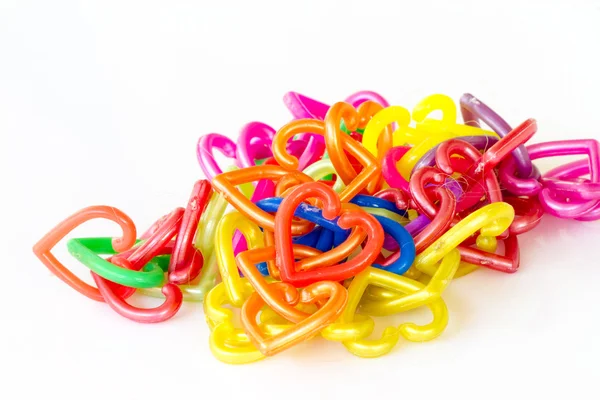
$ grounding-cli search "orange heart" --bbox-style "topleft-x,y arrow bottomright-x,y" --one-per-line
32,206 -> 137,301
236,246 -> 317,324
325,101 -> 387,193
272,119 -> 381,201
211,165 -> 314,234
241,280 -> 347,357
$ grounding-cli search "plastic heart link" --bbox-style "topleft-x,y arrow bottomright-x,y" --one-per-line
543,159 -> 600,202
499,139 -> 600,220
362,202 -> 514,312
204,279 -> 265,364
241,280 -> 348,357
389,94 -> 498,180
215,211 -> 266,307
237,121 -> 325,171
414,202 -> 515,277
406,166 -> 457,252
459,93 -> 538,179
359,249 -> 460,317
70,238 -> 183,323
211,165 -> 315,234
32,206 -> 138,301
69,207 -> 184,288
282,90 -> 390,150
272,118 -> 381,202
434,138 -> 500,212
168,179 -> 212,285
456,234 -> 520,274
143,192 -> 226,302
412,94 -> 498,138
236,243 -> 357,324
197,124 -> 319,179
362,106 -> 429,159
436,118 -> 540,213
256,197 -> 367,279
433,117 -> 540,222
274,182 -> 384,287
504,196 -> 544,236
324,101 -> 388,193
322,266 -> 452,357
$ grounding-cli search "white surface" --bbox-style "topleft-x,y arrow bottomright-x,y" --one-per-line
2,1 -> 600,399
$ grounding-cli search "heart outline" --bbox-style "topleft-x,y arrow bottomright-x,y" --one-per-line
33,205 -> 137,301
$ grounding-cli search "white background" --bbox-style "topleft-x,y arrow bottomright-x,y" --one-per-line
2,1 -> 600,399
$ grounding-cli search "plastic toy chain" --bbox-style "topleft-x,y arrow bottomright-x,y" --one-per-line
543,159 -> 600,201
408,167 -> 457,252
272,119 -> 381,202
462,118 -> 537,179
167,179 -> 212,284
215,205 -> 362,320
257,197 -> 410,273
457,234 -> 520,274
205,279 -> 266,364
256,198 -> 369,274
324,101 -> 387,193
196,133 -> 237,179
241,280 -> 348,357
412,94 -> 497,137
375,171 -> 459,270
211,165 -> 315,234
414,202 -> 515,276
236,121 -> 325,171
197,128 -> 323,183
142,191 -> 230,302
543,162 -> 600,221
71,238 -> 183,323
69,207 -> 186,288
362,106 -> 422,158
235,122 -> 276,169
215,212 -> 266,307
236,245 -> 351,324
35,90 -> 600,361
230,162 -> 277,257
499,139 -> 600,220
415,119 -> 536,214
381,146 -> 412,193
388,94 -> 499,179
504,196 -> 544,236
359,202 -> 513,314
322,262 -> 454,358
412,135 -> 499,172
460,93 -> 538,179
274,183 -> 384,287
33,206 -> 138,301
359,249 -> 461,316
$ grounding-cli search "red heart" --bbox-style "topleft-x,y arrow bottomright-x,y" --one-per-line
274,182 -> 384,287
